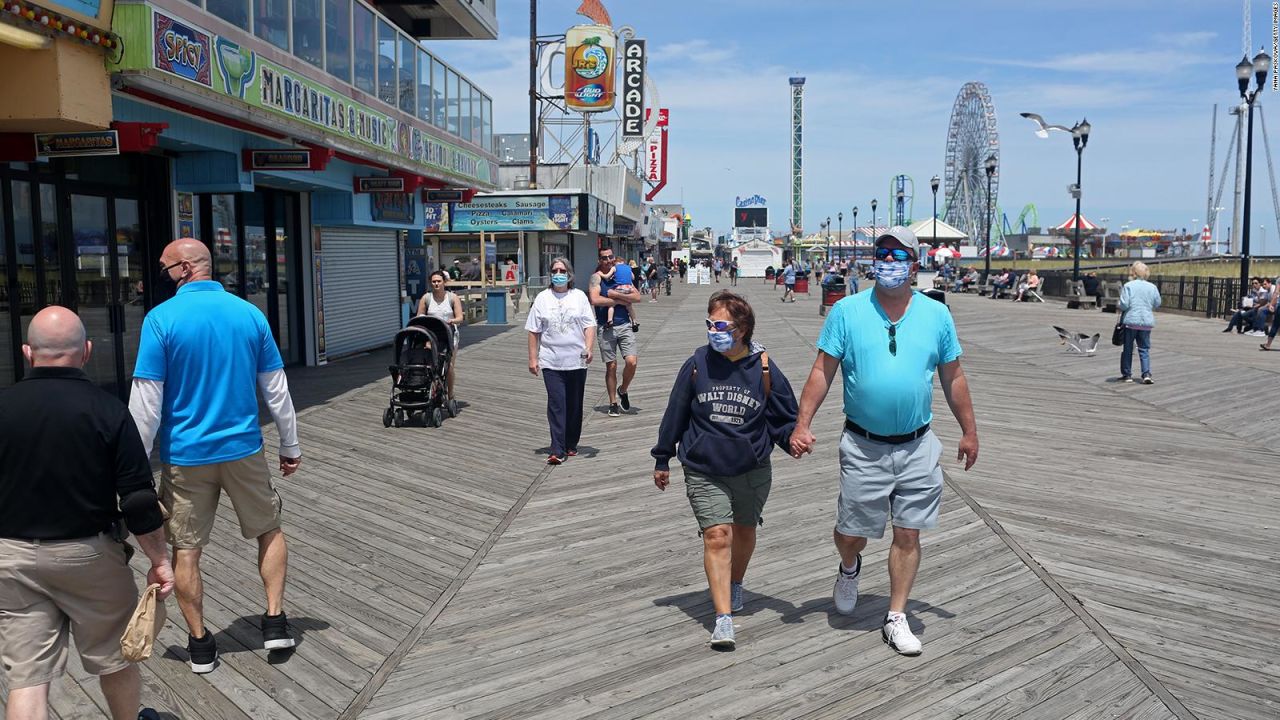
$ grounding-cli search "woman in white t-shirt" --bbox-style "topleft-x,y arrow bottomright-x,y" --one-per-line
417,270 -> 464,398
525,257 -> 597,465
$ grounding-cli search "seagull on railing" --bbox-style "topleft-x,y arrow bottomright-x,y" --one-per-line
1020,112 -> 1074,139
1053,326 -> 1100,354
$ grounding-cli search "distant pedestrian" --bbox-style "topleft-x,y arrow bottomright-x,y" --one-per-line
589,247 -> 643,417
526,258 -> 595,464
790,227 -> 979,657
730,259 -> 739,286
782,260 -> 797,302
1117,261 -> 1162,384
652,291 -> 797,649
130,238 -> 302,674
657,260 -> 671,296
713,258 -> 723,283
1,307 -> 174,719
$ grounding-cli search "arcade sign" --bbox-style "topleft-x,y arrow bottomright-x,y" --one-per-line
423,188 -> 476,203
621,39 -> 646,139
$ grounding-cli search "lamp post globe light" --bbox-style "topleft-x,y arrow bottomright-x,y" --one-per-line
870,198 -> 878,240
1237,49 -> 1272,296
930,174 -> 940,262
837,211 -> 843,261
852,206 -> 859,266
984,154 -> 996,279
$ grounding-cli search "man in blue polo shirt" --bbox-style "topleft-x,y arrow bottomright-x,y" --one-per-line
129,238 -> 302,674
791,226 -> 978,656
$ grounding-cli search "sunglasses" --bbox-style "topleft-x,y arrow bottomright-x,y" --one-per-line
875,247 -> 915,262
599,254 -> 614,261
705,319 -> 736,332
887,323 -> 897,356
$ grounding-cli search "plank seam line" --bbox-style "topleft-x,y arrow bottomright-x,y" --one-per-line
335,289 -> 693,720
764,291 -> 1197,720
942,472 -> 1197,720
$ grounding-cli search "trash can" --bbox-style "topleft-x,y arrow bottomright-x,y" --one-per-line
486,289 -> 508,324
794,276 -> 810,295
922,288 -> 947,306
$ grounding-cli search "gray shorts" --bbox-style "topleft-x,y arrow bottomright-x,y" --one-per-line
836,429 -> 943,539
598,323 -> 637,364
684,462 -> 772,530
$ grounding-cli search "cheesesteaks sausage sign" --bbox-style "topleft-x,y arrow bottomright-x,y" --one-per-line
449,196 -> 579,232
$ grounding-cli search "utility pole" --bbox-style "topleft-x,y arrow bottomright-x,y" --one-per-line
528,1 -> 538,188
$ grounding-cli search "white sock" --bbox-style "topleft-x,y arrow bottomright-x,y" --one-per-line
886,611 -> 906,623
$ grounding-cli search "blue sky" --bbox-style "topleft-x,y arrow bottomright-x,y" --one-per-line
437,0 -> 1280,253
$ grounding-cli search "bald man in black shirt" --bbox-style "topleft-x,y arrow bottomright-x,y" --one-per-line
0,306 -> 173,720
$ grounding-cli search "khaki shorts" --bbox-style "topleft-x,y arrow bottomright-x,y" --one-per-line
161,449 -> 282,548
684,462 -> 772,531
598,323 -> 638,364
0,535 -> 137,688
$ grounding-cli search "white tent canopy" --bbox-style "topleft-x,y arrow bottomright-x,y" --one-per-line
907,217 -> 968,244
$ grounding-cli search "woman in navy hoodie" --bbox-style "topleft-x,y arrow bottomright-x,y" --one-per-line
652,291 -> 798,649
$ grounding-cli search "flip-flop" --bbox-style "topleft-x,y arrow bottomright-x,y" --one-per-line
1261,344 -> 1272,351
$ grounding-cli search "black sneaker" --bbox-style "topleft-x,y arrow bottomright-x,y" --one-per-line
138,710 -> 161,720
1141,374 -> 1154,385
262,612 -> 297,650
188,630 -> 217,673
608,403 -> 622,417
618,390 -> 631,411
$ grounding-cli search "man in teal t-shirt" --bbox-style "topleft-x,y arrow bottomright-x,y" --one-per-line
790,226 -> 979,657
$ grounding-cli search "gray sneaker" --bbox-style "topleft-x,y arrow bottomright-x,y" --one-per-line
608,403 -> 621,417
833,556 -> 862,615
730,583 -> 745,612
710,615 -> 736,649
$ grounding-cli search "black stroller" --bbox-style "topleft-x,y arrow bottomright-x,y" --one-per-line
383,315 -> 458,427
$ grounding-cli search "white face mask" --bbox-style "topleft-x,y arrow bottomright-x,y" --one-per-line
874,261 -> 913,289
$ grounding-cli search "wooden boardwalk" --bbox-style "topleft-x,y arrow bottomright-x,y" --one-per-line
2,277 -> 1275,719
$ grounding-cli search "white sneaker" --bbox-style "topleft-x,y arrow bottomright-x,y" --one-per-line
710,615 -> 736,649
833,555 -> 861,615
882,613 -> 922,655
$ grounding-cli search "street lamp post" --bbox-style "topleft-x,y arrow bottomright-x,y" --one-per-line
984,155 -> 996,279
837,212 -> 843,262
930,175 -> 940,263
1238,50 -> 1272,296
1070,120 -> 1091,281
870,198 -> 878,241
851,206 -> 859,267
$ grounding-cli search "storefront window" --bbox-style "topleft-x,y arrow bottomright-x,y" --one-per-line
459,81 -> 472,144
541,243 -> 569,278
208,0 -> 249,28
398,35 -> 416,116
39,185 -> 59,307
12,182 -> 36,377
0,194 -> 10,384
446,68 -> 460,135
432,58 -> 447,128
210,194 -> 241,294
377,20 -> 397,107
253,0 -> 289,51
325,0 -> 350,81
293,0 -> 323,68
416,48 -> 431,123
482,95 -> 492,153
242,193 -> 269,316
353,4 -> 375,95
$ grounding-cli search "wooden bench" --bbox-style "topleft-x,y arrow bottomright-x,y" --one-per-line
1066,280 -> 1089,309
1100,281 -> 1123,313
456,288 -> 488,325
978,277 -> 995,296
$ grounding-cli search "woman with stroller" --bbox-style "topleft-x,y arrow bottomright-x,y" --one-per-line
526,258 -> 597,465
651,291 -> 798,649
417,270 -> 464,400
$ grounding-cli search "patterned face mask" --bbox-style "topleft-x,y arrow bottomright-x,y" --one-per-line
874,261 -> 912,289
707,330 -> 735,352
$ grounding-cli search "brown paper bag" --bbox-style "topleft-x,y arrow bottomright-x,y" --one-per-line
120,583 -> 166,662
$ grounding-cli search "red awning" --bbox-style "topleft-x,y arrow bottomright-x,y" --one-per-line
1055,213 -> 1099,231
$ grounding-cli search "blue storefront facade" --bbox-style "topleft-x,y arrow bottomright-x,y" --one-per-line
0,0 -> 499,395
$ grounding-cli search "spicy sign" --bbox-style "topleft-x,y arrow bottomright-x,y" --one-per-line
153,11 -> 211,87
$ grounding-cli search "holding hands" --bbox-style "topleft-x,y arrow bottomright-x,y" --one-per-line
790,425 -> 816,458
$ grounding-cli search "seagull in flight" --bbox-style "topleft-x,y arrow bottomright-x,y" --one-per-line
1053,326 -> 1100,354
1020,112 -> 1073,139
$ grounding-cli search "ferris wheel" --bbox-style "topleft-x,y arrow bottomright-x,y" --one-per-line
943,82 -> 1000,243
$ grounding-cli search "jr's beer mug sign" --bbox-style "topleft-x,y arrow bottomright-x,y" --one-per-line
565,24 -> 616,113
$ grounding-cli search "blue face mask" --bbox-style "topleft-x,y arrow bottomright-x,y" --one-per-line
874,260 -> 913,289
551,272 -> 569,287
708,330 -> 735,352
